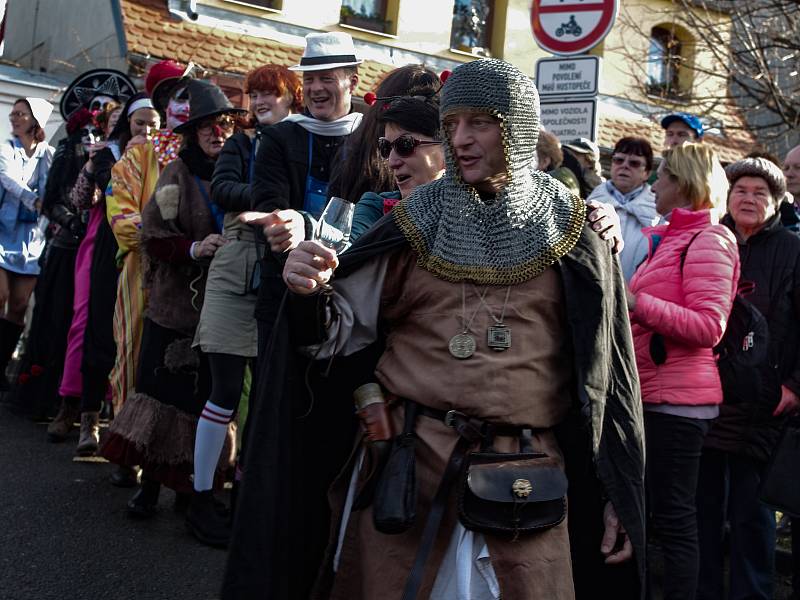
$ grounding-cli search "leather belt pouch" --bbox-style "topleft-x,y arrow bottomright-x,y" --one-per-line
372,400 -> 418,534
457,441 -> 567,538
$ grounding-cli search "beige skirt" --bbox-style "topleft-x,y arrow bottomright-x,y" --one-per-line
193,237 -> 259,357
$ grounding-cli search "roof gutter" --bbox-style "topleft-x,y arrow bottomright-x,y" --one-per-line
110,0 -> 128,59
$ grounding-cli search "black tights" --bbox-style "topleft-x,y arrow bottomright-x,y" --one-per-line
80,366 -> 109,413
207,353 -> 248,412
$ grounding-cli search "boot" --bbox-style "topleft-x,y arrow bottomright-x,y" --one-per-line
0,319 -> 23,391
127,477 -> 161,518
185,490 -> 231,548
75,411 -> 100,456
110,465 -> 139,488
46,396 -> 80,442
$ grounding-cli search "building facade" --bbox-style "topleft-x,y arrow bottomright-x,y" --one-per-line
2,0 -> 754,160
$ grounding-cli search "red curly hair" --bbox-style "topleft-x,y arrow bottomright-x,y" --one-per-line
244,65 -> 303,113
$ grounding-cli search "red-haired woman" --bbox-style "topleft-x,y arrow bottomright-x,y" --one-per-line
186,64 -> 302,546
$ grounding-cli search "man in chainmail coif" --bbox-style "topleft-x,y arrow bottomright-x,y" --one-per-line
282,58 -> 646,600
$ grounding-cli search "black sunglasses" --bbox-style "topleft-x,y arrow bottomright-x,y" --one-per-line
377,135 -> 441,159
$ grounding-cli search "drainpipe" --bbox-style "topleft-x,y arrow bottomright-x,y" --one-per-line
187,0 -> 198,20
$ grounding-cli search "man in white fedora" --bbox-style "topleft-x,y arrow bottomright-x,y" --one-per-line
222,31 -> 364,600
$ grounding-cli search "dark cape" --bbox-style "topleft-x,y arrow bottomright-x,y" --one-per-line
82,146 -> 120,377
222,212 -> 646,600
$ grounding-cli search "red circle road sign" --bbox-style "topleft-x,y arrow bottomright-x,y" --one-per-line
531,0 -> 619,56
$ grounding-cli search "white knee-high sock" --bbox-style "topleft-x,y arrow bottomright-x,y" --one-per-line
193,400 -> 234,492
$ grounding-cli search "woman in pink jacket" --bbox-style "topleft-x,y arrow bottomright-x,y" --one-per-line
626,142 -> 740,600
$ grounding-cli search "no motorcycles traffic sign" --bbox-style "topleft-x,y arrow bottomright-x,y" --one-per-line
531,0 -> 619,56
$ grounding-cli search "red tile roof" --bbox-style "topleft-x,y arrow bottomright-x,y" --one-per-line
119,0 -> 395,95
597,112 -> 755,164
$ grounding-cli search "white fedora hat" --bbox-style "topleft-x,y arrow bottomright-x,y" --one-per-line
289,32 -> 363,72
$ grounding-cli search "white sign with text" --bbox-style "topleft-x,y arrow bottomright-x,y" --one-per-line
535,56 -> 600,97
539,98 -> 598,142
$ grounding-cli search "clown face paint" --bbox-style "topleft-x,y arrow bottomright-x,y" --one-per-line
166,85 -> 190,131
80,126 -> 103,150
89,95 -> 115,113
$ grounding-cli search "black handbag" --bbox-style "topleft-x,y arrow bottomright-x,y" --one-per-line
457,430 -> 568,539
759,417 -> 800,517
372,400 -> 418,534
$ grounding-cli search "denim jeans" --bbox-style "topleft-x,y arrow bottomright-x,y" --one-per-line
696,447 -> 776,600
644,411 -> 709,600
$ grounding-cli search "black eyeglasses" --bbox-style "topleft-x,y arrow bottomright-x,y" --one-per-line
377,135 -> 441,159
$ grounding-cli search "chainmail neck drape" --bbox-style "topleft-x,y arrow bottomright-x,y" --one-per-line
394,58 -> 585,286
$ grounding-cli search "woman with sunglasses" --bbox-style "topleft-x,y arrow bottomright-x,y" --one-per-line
587,136 -> 660,281
353,101 -> 622,250
101,80 -> 246,517
625,143 -> 739,599
350,93 -> 445,241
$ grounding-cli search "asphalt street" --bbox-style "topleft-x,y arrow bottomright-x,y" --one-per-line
1,401 -> 794,600
0,404 -> 225,600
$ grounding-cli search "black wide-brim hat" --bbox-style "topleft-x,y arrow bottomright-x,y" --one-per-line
59,68 -> 137,121
172,79 -> 247,134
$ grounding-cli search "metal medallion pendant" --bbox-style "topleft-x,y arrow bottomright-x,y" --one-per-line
449,332 -> 476,359
487,324 -> 511,351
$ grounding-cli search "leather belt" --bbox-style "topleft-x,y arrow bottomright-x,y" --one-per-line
416,404 -> 531,439
400,401 -> 533,600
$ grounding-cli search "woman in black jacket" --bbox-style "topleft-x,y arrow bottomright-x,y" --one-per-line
696,157 -> 800,600
186,65 -> 302,547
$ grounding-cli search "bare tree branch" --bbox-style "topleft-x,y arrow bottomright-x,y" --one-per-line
611,0 -> 800,147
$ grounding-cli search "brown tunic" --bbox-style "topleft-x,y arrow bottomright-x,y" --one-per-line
328,248 -> 576,600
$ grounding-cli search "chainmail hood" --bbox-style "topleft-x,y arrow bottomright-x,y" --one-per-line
394,58 -> 586,285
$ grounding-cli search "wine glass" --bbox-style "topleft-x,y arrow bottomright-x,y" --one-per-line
314,196 -> 354,254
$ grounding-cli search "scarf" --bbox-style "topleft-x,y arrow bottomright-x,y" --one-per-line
179,143 -> 217,181
604,180 -> 646,206
179,144 -> 224,232
282,112 -> 362,137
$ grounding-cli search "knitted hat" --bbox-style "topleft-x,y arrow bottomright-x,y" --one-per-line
726,157 -> 787,203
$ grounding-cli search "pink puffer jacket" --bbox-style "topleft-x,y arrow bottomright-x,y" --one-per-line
629,207 -> 740,406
